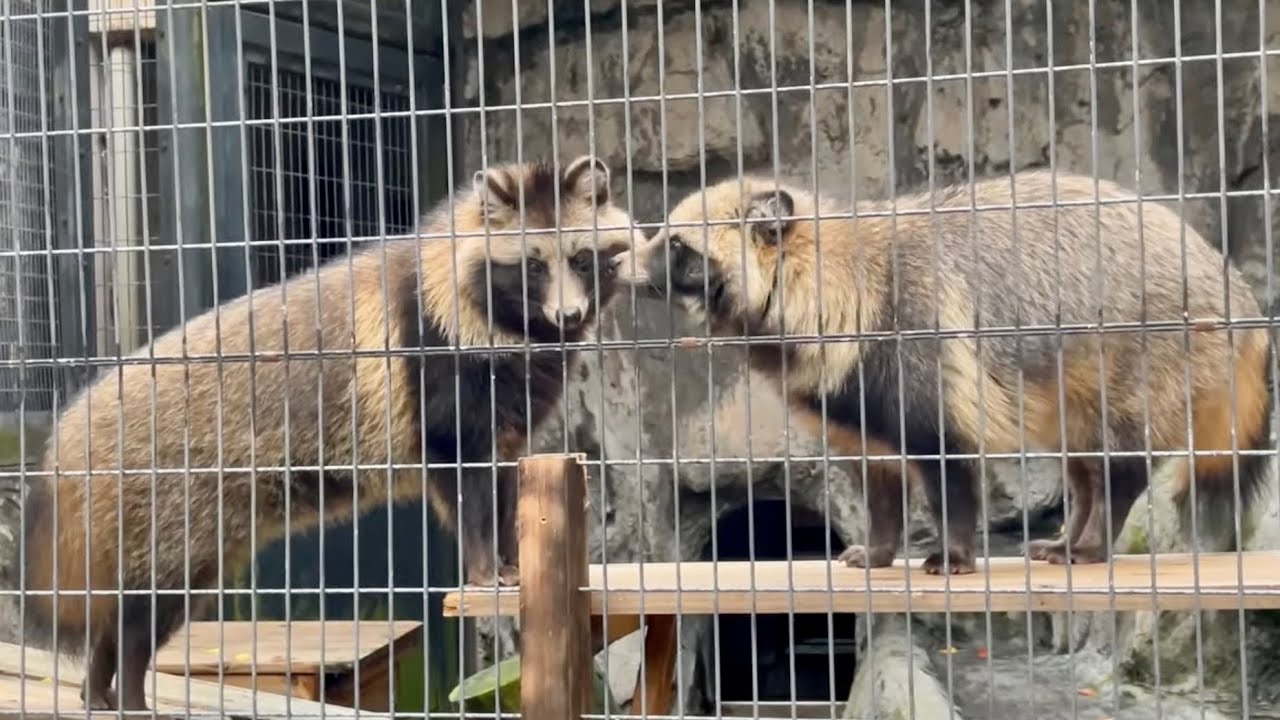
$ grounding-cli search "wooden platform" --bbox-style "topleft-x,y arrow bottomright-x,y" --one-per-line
443,551 -> 1280,617
0,641 -> 391,720
153,620 -> 423,711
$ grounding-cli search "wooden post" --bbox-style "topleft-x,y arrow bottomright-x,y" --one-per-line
517,453 -> 592,720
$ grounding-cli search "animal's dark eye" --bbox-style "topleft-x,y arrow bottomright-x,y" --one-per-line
571,250 -> 596,274
525,257 -> 547,275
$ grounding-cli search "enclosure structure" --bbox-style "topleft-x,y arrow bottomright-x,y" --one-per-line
2,0 -> 463,714
3,0 -> 1280,719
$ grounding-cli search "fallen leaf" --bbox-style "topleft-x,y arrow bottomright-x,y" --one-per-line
234,652 -> 253,663
939,646 -> 958,655
1078,687 -> 1097,698
204,647 -> 222,655
976,646 -> 988,660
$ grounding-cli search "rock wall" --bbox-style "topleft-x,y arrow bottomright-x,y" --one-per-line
451,0 -> 1280,717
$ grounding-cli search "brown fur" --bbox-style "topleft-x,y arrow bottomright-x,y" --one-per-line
616,170 -> 1273,574
786,397 -> 921,568
23,155 -> 642,714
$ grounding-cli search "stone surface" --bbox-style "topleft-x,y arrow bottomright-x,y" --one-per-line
453,0 -> 1280,716
845,615 -> 968,720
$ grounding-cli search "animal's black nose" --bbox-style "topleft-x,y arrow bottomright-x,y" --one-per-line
557,307 -> 584,328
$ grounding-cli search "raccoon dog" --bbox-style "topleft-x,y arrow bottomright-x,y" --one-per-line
23,155 -> 643,714
613,171 -> 1272,576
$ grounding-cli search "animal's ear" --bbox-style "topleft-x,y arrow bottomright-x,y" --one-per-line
473,167 -> 518,220
563,155 -> 611,206
744,189 -> 795,246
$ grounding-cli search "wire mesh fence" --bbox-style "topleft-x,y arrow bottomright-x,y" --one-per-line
0,0 -> 54,420
0,1 -> 1277,719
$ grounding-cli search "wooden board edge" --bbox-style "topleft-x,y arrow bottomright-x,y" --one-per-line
152,620 -> 426,676
442,587 -> 1280,617
0,642 -> 389,720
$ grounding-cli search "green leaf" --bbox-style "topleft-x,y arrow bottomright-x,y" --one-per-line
447,653 -> 619,714
448,654 -> 522,712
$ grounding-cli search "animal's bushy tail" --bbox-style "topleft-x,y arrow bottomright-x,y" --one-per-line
1183,330 -> 1276,552
20,475 -> 91,658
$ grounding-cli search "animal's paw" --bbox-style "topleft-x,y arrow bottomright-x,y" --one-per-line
80,687 -> 117,712
836,545 -> 896,569
922,551 -> 976,575
1024,538 -> 1066,562
1042,545 -> 1109,565
466,563 -> 521,587
497,564 -> 521,587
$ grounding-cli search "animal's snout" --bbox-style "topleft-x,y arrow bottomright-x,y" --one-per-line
556,306 -> 585,329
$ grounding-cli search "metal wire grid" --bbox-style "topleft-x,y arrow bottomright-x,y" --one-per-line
0,0 -> 53,417
246,59 -> 417,286
0,1 -> 1277,719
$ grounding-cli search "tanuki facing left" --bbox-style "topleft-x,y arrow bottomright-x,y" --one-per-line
614,170 -> 1273,576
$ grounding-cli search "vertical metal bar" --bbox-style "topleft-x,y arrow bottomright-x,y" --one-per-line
1209,1 -> 1251,713
1127,4 -> 1163,720
436,0 -> 472,695
653,0 -> 672,713
689,0 -> 723,717
758,1 -> 800,714
960,2 -> 996,715
919,5 -> 959,713
467,0 -> 497,700
878,1 -> 919,714
1168,1 -> 1210,712
416,38 -> 461,720
368,3 -> 392,712
1038,3 -> 1081,715
840,2 -> 880,716
576,4 -> 617,718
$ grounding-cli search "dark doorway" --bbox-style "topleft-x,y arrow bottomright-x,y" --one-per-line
706,498 -> 859,704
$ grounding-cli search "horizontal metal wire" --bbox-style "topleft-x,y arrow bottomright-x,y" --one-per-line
0,315 -> 1269,372
8,188 -> 1280,256
7,584 -> 1279,600
5,448 -> 1273,484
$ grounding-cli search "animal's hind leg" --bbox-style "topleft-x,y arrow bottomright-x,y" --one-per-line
838,463 -> 906,569
495,463 -> 521,586
919,459 -> 979,575
458,466 -> 507,588
79,626 -> 118,711
112,593 -> 197,718
1026,459 -> 1097,561
1042,459 -> 1148,565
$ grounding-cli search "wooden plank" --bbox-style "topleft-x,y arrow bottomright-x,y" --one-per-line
0,642 -> 390,720
327,661 -> 394,712
0,669 -> 190,718
324,633 -> 420,711
192,672 -> 317,701
443,551 -> 1280,617
153,620 -> 423,676
591,614 -> 642,651
517,453 -> 593,720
